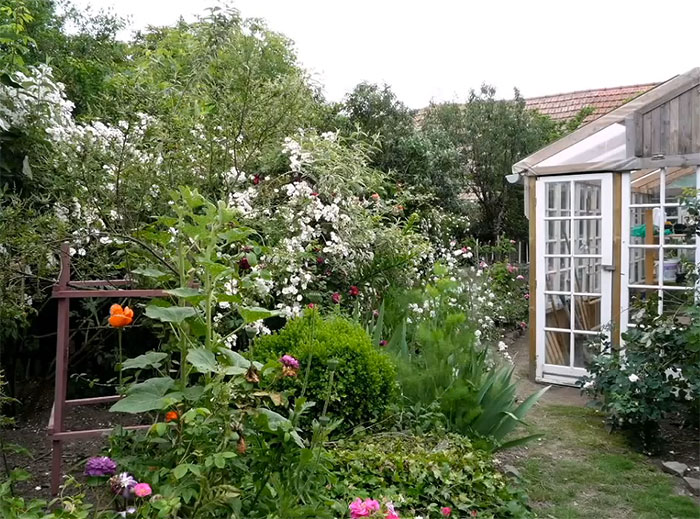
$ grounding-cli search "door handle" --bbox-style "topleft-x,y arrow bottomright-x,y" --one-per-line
602,264 -> 615,272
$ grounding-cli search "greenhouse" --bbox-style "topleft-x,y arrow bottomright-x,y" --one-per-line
514,67 -> 700,385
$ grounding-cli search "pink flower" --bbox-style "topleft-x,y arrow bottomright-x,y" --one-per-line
349,498 -> 381,518
516,274 -> 525,280
133,483 -> 152,498
509,239 -> 516,244
385,502 -> 400,519
331,292 -> 341,304
307,303 -> 315,309
519,321 -> 527,329
349,285 -> 359,297
524,293 -> 530,300
370,193 -> 380,201
506,263 -> 518,273
280,355 -> 300,370
379,340 -> 388,347
441,507 -> 452,517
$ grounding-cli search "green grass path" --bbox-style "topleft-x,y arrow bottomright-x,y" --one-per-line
505,405 -> 699,519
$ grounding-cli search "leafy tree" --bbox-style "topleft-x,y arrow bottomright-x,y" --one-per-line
422,86 -> 560,241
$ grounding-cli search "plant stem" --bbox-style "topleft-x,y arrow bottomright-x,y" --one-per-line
118,329 -> 123,392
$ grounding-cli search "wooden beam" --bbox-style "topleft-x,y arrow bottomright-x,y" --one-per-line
669,96 -> 680,155
680,90 -> 693,154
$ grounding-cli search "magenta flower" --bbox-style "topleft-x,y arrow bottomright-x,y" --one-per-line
280,355 -> 300,370
524,293 -> 530,300
441,506 -> 453,516
349,498 -> 381,518
331,292 -> 341,304
379,340 -> 388,347
307,303 -> 315,309
133,482 -> 152,498
348,285 -> 359,297
84,456 -> 117,477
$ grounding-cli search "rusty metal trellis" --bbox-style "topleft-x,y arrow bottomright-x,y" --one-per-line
48,243 -> 166,495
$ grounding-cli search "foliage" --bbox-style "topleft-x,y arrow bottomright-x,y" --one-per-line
328,433 -> 532,518
420,86 -> 560,241
384,263 -> 545,450
103,188 -> 336,519
253,311 -> 397,428
581,300 -> 700,447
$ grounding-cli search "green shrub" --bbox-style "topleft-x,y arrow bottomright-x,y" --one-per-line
327,433 -> 531,518
254,312 -> 396,427
581,300 -> 700,448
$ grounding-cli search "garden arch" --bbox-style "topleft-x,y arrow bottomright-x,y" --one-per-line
513,67 -> 700,385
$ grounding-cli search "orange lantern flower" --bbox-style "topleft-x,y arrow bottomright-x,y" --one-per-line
109,304 -> 134,327
165,410 -> 179,422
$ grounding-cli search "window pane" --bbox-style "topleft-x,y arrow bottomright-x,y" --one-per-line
574,180 -> 602,216
664,167 -> 696,205
629,206 -> 661,245
574,333 -> 598,368
545,331 -> 570,366
628,247 -> 659,286
546,257 -> 571,291
662,248 -> 696,286
546,294 -> 570,329
628,287 -> 658,315
574,295 -> 601,331
574,257 -> 601,293
575,218 -> 601,254
630,169 -> 661,204
546,182 -> 570,217
546,220 -> 570,254
662,289 -> 694,316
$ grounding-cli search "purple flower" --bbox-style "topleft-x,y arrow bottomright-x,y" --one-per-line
279,355 -> 300,370
84,456 -> 117,477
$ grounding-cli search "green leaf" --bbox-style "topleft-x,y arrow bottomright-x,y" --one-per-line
238,306 -> 279,324
145,304 -> 198,323
132,267 -> 169,279
187,348 -> 217,373
110,377 -> 175,413
165,287 -> 205,303
173,464 -> 189,479
21,155 -> 32,179
122,351 -> 168,370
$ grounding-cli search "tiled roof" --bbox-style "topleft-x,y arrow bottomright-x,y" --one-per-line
525,83 -> 659,123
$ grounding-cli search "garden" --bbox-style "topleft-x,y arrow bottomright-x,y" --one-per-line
0,2 -> 698,518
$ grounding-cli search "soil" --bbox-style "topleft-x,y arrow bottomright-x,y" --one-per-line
1,380 -> 146,500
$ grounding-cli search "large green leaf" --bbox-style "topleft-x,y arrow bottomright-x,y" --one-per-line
165,287 -> 205,303
187,348 -> 217,373
238,306 -> 279,324
110,377 -> 176,413
122,351 -> 168,371
132,267 -> 169,279
145,304 -> 198,323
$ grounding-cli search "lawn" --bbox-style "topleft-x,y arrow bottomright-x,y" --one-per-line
506,405 -> 699,519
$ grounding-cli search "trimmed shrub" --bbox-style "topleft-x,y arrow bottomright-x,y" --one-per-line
254,312 -> 396,427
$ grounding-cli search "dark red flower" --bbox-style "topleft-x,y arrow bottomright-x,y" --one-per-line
253,175 -> 260,185
348,285 -> 359,297
316,257 -> 325,265
379,340 -> 388,347
331,292 -> 341,304
239,257 -> 251,271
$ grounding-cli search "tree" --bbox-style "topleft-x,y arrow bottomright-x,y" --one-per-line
422,86 -> 560,241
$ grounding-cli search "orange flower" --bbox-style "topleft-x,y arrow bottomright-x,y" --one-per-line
165,411 -> 179,422
109,304 -> 134,327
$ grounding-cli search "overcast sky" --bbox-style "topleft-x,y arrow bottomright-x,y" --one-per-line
71,0 -> 699,108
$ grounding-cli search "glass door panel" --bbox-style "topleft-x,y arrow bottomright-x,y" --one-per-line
537,173 -> 613,385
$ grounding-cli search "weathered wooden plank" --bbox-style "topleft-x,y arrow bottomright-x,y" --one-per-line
692,86 -> 700,153
637,75 -> 700,115
660,101 -> 670,155
669,96 -> 680,155
651,106 -> 662,154
643,112 -> 652,156
634,113 -> 643,157
679,90 -> 693,153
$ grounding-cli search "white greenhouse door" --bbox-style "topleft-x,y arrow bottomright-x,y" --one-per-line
536,173 -> 613,385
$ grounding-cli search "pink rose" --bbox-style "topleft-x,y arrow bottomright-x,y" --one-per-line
133,482 -> 152,498
441,507 -> 452,516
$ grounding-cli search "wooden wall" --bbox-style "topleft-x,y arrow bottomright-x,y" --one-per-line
634,82 -> 700,157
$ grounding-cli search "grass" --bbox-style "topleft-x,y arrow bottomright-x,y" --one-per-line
505,405 -> 699,519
